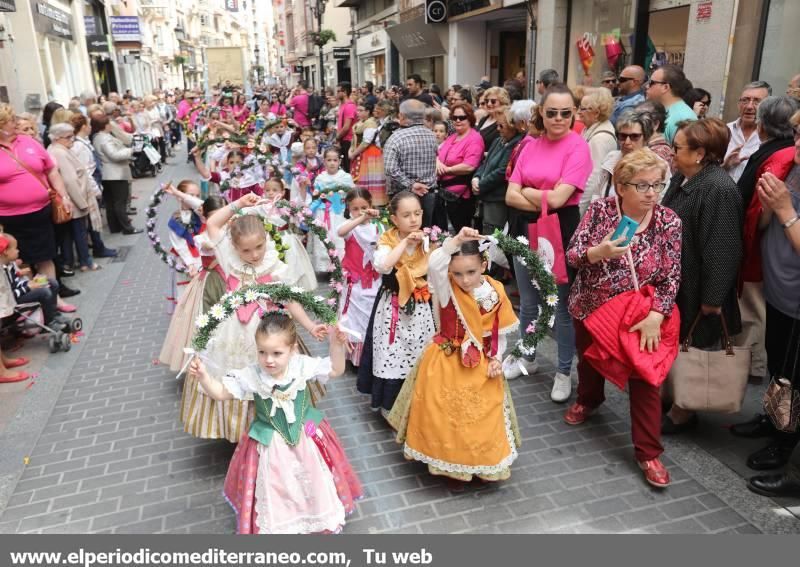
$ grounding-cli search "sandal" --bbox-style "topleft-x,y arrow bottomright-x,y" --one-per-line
4,357 -> 30,369
0,371 -> 31,383
58,303 -> 77,313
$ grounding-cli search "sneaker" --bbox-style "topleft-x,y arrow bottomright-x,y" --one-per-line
502,355 -> 538,380
551,372 -> 572,403
564,402 -> 594,425
638,458 -> 670,488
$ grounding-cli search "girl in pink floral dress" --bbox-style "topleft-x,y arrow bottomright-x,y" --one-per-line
189,313 -> 362,534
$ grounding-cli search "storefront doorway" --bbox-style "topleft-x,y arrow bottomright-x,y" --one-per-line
499,31 -> 526,84
647,6 -> 689,71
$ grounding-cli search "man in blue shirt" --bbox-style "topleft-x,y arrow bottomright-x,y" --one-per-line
646,64 -> 697,144
610,65 -> 646,125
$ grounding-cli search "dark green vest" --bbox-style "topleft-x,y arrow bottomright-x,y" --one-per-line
249,385 -> 323,447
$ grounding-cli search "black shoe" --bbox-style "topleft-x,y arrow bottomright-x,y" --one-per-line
730,413 -> 777,438
126,209 -> 138,215
661,413 -> 699,435
746,444 -> 794,471
93,248 -> 118,258
61,267 -> 75,277
122,228 -> 143,235
59,286 -> 81,298
747,473 -> 800,498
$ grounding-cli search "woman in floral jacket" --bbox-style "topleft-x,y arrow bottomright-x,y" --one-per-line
564,149 -> 682,489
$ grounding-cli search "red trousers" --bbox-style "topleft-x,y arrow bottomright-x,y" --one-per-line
574,320 -> 664,461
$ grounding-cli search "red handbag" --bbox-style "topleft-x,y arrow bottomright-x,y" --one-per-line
527,191 -> 568,285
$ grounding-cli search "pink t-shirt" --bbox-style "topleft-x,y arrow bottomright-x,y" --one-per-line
508,131 -> 592,207
0,135 -> 54,216
290,93 -> 310,127
337,100 -> 358,143
437,129 -> 485,197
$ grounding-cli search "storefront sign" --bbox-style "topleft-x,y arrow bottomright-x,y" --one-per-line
86,35 -> 109,53
332,47 -> 350,60
0,0 -> 16,13
84,16 -> 98,35
109,15 -> 141,42
30,1 -> 73,40
696,1 -> 713,23
386,16 -> 446,60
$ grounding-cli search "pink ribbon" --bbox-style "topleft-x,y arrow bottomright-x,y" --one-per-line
389,293 -> 400,345
323,200 -> 332,230
225,273 -> 274,324
341,280 -> 353,315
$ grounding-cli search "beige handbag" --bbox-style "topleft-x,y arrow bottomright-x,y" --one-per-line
762,319 -> 800,432
666,313 -> 750,414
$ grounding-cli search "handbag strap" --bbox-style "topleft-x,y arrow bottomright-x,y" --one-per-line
540,189 -> 549,217
682,311 -> 734,354
779,311 -> 800,386
0,145 -> 51,194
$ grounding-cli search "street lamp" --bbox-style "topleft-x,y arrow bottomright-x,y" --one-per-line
309,0 -> 328,89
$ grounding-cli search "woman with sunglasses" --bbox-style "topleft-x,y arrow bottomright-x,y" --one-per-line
435,103 -> 485,232
582,111 -> 671,211
661,118 -> 743,434
504,84 -> 593,403
475,87 -> 511,152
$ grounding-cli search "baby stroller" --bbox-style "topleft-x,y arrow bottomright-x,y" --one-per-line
130,134 -> 164,178
7,302 -> 83,353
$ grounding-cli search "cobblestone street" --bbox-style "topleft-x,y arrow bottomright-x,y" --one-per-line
0,155 -> 797,535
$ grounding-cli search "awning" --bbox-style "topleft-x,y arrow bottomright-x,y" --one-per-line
386,16 -> 446,60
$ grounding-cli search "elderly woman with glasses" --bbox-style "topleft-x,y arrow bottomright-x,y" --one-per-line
564,148 -> 681,488
504,84 -> 593,402
581,111 -> 672,211
661,118 -> 743,434
476,87 -> 511,152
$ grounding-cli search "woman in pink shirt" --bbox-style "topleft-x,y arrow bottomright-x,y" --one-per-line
435,102 -> 485,232
232,94 -> 250,124
504,84 -> 593,403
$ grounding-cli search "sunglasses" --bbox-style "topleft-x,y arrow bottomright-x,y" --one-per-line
617,76 -> 635,83
452,115 -> 468,121
544,109 -> 573,119
618,132 -> 643,142
602,79 -> 617,84
647,80 -> 668,87
486,98 -> 500,105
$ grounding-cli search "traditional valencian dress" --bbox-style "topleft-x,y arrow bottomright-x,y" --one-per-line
249,203 -> 317,292
221,355 -> 362,534
339,223 -> 380,366
158,210 -> 217,371
306,170 -> 353,272
356,228 -> 436,413
388,241 -> 521,481
180,232 -> 289,442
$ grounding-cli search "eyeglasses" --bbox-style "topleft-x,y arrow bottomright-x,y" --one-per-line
647,80 -> 668,88
624,181 -> 667,193
602,79 -> 617,84
738,97 -> 763,106
452,115 -> 468,121
618,132 -> 643,142
617,76 -> 635,84
698,99 -> 710,106
544,109 -> 573,119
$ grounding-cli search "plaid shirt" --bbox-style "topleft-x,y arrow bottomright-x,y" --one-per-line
382,122 -> 438,196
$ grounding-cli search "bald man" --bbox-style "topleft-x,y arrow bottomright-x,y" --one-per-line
787,74 -> 800,102
610,65 -> 646,125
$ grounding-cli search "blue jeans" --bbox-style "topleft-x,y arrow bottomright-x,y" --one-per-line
513,256 -> 575,374
18,278 -> 59,324
62,217 -> 92,269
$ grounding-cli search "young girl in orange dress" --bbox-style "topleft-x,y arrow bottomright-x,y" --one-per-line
388,227 -> 521,486
356,192 -> 436,416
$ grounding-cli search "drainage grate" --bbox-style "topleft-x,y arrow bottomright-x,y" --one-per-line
111,246 -> 132,263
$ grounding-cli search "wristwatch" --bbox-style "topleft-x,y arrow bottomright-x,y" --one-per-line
782,215 -> 799,229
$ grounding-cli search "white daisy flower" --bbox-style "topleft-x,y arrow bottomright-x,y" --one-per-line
290,286 -> 306,294
228,295 -> 243,309
313,295 -> 326,303
209,304 -> 226,320
244,289 -> 258,303
546,294 -> 559,306
515,235 -> 529,246
220,292 -> 232,303
195,314 -> 210,328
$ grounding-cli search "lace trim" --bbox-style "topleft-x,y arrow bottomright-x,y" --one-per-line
402,389 -> 518,475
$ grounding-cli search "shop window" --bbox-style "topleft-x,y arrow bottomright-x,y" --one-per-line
758,0 -> 800,92
648,7 -> 688,71
567,0 -> 635,87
